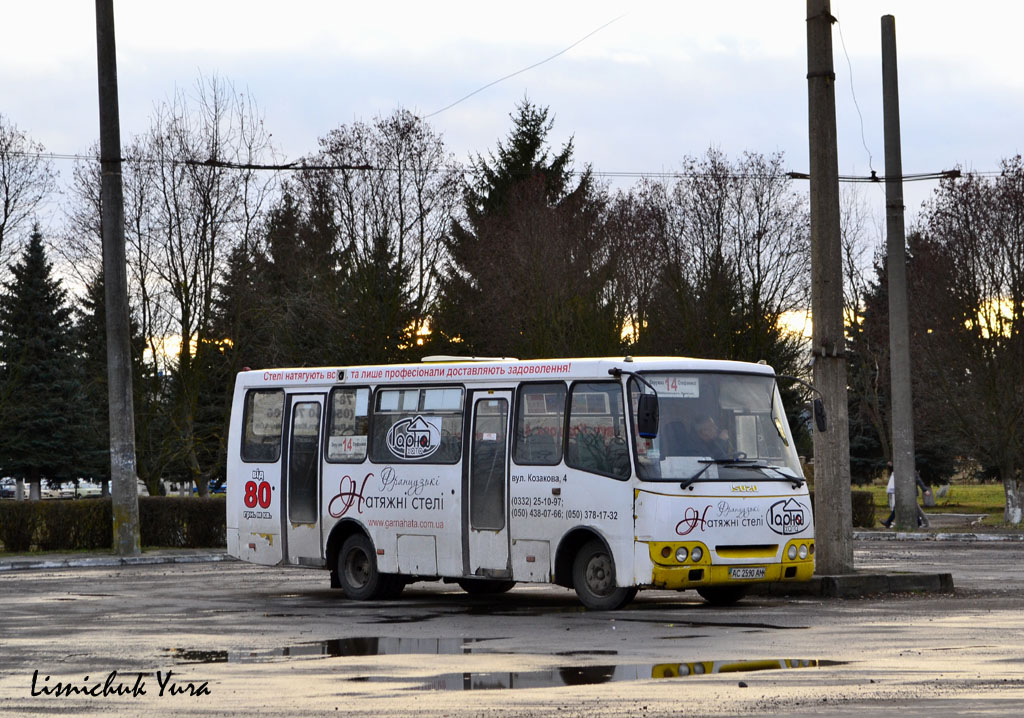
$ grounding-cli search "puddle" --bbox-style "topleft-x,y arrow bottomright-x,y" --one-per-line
165,637 -> 497,664
403,659 -> 842,691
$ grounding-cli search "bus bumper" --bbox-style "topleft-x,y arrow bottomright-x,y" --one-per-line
643,540 -> 815,589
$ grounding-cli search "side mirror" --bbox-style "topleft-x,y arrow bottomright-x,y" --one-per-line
636,394 -> 659,438
813,398 -> 827,432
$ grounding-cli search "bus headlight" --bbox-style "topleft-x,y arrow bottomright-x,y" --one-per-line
787,544 -> 798,560
690,546 -> 703,562
798,544 -> 809,560
675,547 -> 689,563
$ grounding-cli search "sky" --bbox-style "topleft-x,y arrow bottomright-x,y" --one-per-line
3,0 -> 1024,234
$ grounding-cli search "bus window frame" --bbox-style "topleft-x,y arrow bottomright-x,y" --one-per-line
324,385 -> 371,464
565,379 -> 631,482
512,381 -> 568,467
368,384 -> 466,465
240,388 -> 285,464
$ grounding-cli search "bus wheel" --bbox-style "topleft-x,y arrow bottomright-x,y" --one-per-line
697,586 -> 748,606
572,540 -> 637,610
338,534 -> 392,600
456,578 -> 516,595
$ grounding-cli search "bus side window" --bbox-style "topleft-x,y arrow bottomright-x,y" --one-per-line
566,382 -> 629,480
326,387 -> 370,462
370,386 -> 464,464
242,389 -> 284,463
513,383 -> 566,466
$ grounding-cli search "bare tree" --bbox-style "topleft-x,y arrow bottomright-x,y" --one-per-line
646,148 -> 809,369
915,161 -> 1024,522
317,109 -> 460,338
606,178 -> 671,347
840,187 -> 892,476
0,114 -> 57,269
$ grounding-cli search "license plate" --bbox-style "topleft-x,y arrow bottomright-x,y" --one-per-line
729,567 -> 766,580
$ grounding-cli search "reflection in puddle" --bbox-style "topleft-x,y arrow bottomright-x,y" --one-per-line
407,659 -> 840,691
163,641 -> 842,692
166,637 -> 494,664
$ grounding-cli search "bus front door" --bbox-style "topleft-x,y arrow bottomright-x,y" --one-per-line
464,390 -> 512,577
282,394 -> 326,566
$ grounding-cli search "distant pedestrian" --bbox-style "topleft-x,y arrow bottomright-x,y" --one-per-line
882,463 -> 896,528
881,463 -> 930,528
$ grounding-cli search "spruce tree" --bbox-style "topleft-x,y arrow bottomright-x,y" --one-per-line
0,228 -> 81,497
432,100 -> 618,358
73,270 -> 152,492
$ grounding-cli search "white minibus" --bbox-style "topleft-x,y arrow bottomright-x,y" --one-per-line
226,356 -> 814,609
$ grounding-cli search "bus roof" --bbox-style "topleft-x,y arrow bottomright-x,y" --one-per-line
236,356 -> 777,389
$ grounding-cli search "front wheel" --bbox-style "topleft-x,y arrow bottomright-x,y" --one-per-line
337,534 -> 402,600
572,539 -> 637,610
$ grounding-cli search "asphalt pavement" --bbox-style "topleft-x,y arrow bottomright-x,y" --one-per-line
3,510 -> 1020,598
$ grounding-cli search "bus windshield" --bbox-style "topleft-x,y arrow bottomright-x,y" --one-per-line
629,373 -> 803,483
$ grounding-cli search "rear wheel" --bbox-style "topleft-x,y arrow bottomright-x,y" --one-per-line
572,539 -> 637,610
696,586 -> 748,606
456,578 -> 516,595
337,534 -> 403,600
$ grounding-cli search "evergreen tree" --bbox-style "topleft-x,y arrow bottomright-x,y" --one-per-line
72,273 -> 113,484
345,233 -> 415,364
432,99 -> 618,357
0,229 -> 81,496
74,270 -> 154,492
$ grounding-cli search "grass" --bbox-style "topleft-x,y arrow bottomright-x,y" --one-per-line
862,481 -> 1010,528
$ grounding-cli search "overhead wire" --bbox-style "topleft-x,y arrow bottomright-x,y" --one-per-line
834,16 -> 876,179
417,13 -> 628,121
3,149 -> 976,182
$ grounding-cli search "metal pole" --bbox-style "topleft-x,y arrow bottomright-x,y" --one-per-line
806,0 -> 854,573
95,0 -> 141,555
881,15 -> 918,531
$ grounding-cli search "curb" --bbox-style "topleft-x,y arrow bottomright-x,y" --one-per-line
853,530 -> 1024,542
0,551 -> 235,573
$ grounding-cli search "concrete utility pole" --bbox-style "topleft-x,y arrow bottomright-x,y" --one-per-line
806,0 -> 854,574
881,15 -> 918,531
95,0 -> 141,555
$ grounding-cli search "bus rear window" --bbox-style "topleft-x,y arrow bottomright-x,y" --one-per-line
242,389 -> 284,462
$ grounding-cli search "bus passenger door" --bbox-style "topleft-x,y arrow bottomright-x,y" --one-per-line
464,391 -> 512,576
283,394 -> 326,566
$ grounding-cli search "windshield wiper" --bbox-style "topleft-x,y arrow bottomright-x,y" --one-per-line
680,459 -> 805,490
680,459 -> 716,489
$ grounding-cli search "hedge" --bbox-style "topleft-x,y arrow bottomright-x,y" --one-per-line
809,490 -> 877,528
0,497 -> 226,552
1,491 -> 875,552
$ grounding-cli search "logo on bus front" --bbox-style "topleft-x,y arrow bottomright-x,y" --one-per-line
766,499 -> 809,536
386,415 -> 442,460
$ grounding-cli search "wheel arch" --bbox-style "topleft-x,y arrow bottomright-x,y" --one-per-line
326,518 -> 369,577
553,526 -> 609,588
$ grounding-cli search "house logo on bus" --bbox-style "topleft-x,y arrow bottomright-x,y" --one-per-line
386,415 -> 442,460
767,499 -> 809,536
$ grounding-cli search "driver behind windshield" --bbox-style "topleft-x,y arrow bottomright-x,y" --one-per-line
687,414 -> 731,459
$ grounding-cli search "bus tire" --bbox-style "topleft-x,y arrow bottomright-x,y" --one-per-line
572,539 -> 637,610
696,586 -> 748,606
456,578 -> 516,595
338,534 -> 393,600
